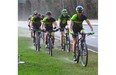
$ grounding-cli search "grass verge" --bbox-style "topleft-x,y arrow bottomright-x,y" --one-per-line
18,27 -> 98,75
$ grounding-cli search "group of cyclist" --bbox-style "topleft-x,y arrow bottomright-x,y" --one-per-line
28,5 -> 94,61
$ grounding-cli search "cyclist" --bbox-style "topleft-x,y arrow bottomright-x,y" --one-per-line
42,11 -> 58,48
58,9 -> 71,49
30,12 -> 42,44
69,5 -> 94,61
27,10 -> 39,29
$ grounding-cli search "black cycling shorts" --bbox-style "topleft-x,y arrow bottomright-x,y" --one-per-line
72,25 -> 84,38
59,24 -> 67,32
45,27 -> 53,32
32,24 -> 41,32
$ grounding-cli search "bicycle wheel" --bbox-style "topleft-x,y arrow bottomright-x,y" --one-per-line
37,32 -> 40,51
35,32 -> 38,51
80,41 -> 88,67
42,32 -> 45,44
41,32 -> 44,44
63,36 -> 66,51
31,31 -> 33,38
65,34 -> 70,52
35,32 -> 40,51
48,38 -> 53,56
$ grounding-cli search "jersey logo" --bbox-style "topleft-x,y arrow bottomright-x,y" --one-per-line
62,19 -> 67,24
46,22 -> 52,25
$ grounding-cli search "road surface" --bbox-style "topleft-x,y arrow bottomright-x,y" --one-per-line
18,20 -> 98,52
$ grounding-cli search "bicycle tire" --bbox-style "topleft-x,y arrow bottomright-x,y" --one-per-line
41,32 -> 44,44
42,32 -> 44,44
65,34 -> 70,52
80,41 -> 88,67
31,31 -> 33,38
35,40 -> 37,51
76,46 -> 80,63
35,31 -> 41,51
63,36 -> 66,51
37,33 -> 40,51
35,32 -> 38,51
48,38 -> 52,56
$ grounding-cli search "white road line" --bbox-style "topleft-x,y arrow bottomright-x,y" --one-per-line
55,36 -> 98,53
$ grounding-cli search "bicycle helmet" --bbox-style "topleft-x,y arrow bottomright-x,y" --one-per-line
34,12 -> 38,15
76,5 -> 84,13
38,13 -> 41,16
41,15 -> 45,18
46,11 -> 52,15
62,9 -> 68,14
33,10 -> 38,14
33,10 -> 38,15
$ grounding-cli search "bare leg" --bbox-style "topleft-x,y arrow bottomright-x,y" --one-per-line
52,33 -> 55,45
72,37 -> 77,61
72,37 -> 77,54
45,32 -> 48,45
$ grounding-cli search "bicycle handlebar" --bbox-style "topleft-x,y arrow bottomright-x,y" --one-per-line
85,33 -> 93,36
59,28 -> 69,30
41,28 -> 59,33
74,32 -> 93,36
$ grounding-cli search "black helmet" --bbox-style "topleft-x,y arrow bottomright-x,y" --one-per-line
76,5 -> 84,13
46,11 -> 52,15
33,10 -> 38,14
34,13 -> 38,15
62,9 -> 68,14
33,10 -> 38,15
38,13 -> 41,16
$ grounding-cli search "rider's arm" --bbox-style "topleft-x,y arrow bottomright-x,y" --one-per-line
58,16 -> 61,28
69,20 -> 73,32
41,17 -> 46,29
30,20 -> 33,29
69,14 -> 77,32
41,22 -> 45,29
30,17 -> 34,29
53,21 -> 58,28
85,19 -> 93,31
28,20 -> 31,27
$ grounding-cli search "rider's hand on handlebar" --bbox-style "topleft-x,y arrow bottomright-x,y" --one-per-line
41,28 -> 45,31
70,30 -> 74,35
53,27 -> 56,29
28,25 -> 30,27
91,31 -> 95,35
30,27 -> 33,30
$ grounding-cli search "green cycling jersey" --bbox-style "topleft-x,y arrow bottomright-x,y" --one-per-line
31,16 -> 41,24
42,17 -> 56,29
59,15 -> 71,25
71,14 -> 87,26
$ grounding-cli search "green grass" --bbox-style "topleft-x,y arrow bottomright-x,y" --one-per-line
18,27 -> 98,75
